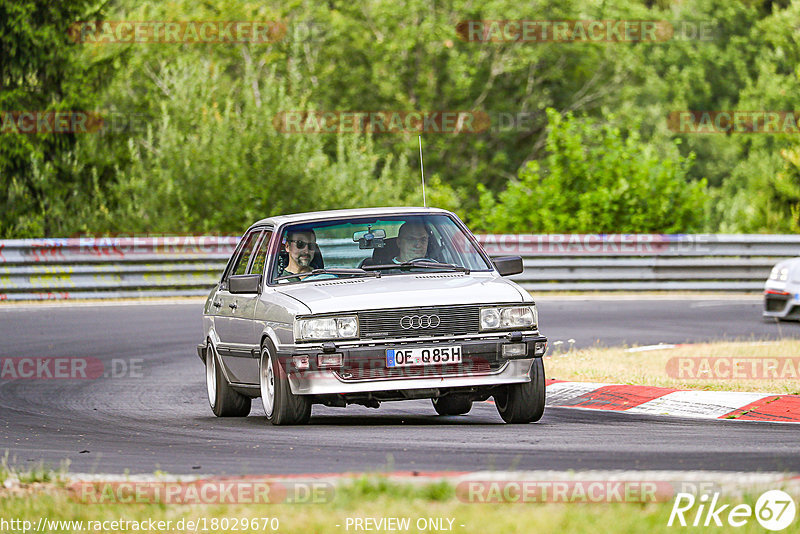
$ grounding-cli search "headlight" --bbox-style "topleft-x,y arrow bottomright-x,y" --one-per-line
771,266 -> 789,281
480,306 -> 537,331
294,316 -> 359,341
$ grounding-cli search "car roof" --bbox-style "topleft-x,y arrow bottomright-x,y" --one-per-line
248,207 -> 454,230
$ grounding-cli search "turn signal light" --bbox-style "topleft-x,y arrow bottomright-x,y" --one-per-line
292,356 -> 310,370
502,343 -> 527,357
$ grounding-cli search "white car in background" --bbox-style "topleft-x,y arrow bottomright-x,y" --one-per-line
763,259 -> 800,320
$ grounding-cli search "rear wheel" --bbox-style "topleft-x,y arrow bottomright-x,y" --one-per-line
494,358 -> 546,423
260,341 -> 311,425
206,342 -> 251,417
432,395 -> 473,416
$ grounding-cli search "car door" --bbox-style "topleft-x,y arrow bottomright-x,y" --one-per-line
221,229 -> 273,385
206,233 -> 249,341
214,229 -> 262,381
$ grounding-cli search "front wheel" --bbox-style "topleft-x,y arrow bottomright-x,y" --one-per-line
206,343 -> 251,417
259,341 -> 311,425
494,358 -> 546,423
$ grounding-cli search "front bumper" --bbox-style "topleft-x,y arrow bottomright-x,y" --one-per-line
276,334 -> 547,395
763,285 -> 800,320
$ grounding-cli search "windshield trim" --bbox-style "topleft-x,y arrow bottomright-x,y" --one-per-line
265,212 -> 493,287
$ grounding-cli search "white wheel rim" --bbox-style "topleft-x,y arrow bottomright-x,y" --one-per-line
206,345 -> 217,408
261,349 -> 275,417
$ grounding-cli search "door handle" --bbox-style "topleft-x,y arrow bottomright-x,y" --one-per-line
213,300 -> 222,308
229,302 -> 238,310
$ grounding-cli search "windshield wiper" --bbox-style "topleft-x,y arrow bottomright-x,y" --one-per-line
274,268 -> 380,282
362,260 -> 470,273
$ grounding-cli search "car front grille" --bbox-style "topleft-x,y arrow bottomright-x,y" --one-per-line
357,305 -> 480,339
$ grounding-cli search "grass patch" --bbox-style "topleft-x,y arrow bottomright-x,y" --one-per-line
546,340 -> 800,394
0,476 -> 787,534
1,452 -> 69,486
339,476 -> 455,504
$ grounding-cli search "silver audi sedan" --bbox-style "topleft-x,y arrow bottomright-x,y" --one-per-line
198,207 -> 547,425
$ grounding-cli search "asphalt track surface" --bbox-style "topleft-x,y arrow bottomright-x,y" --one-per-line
1,297 -> 798,475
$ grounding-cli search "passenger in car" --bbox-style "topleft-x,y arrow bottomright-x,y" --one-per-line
394,222 -> 431,262
278,229 -> 317,282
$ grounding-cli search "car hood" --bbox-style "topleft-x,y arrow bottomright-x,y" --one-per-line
274,273 -> 527,314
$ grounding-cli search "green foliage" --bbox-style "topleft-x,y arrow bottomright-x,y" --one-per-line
3,0 -> 800,236
0,0 -> 120,237
92,55 -> 415,234
338,476 -> 454,504
704,0 -> 800,232
0,452 -> 68,485
472,109 -> 707,233
763,147 -> 800,232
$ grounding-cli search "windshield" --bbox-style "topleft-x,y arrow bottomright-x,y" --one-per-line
270,214 -> 491,284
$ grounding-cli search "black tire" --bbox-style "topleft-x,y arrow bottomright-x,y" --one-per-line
206,342 -> 251,417
260,341 -> 311,425
432,395 -> 473,416
494,358 -> 546,423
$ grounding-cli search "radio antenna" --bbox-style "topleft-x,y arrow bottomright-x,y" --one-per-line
418,135 -> 427,207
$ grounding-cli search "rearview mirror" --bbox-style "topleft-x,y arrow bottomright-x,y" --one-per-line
229,274 -> 262,294
353,228 -> 386,249
492,256 -> 523,276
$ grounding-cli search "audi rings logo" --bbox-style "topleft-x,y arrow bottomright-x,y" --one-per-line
400,314 -> 441,329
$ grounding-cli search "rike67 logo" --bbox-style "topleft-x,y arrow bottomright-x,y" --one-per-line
668,490 -> 796,531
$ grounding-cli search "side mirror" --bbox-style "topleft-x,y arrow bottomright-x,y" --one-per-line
492,256 -> 523,276
229,274 -> 262,294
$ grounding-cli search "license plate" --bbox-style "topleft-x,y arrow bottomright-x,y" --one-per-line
386,346 -> 462,367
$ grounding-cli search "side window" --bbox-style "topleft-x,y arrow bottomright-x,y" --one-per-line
230,231 -> 261,278
248,231 -> 273,275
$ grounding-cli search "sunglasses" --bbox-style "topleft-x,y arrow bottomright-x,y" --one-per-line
288,239 -> 316,250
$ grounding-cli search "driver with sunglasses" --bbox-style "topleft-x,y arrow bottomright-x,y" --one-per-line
278,230 -> 317,283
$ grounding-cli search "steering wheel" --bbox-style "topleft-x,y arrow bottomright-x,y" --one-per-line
411,257 -> 439,263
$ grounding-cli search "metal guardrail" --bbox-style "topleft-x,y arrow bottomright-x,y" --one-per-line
477,234 -> 800,292
0,234 -> 797,300
0,237 -> 236,301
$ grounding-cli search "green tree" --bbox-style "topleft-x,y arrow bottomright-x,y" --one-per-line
471,109 -> 707,233
0,0 -> 115,237
91,53 -> 416,234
